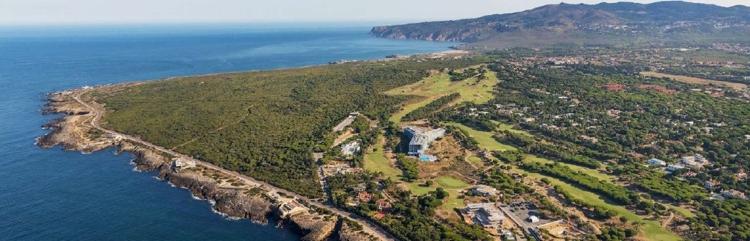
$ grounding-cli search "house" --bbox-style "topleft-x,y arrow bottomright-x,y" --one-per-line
375,199 -> 392,211
647,158 -> 667,167
681,154 -> 709,169
357,191 -> 372,203
403,126 -> 446,161
469,185 -> 499,197
721,189 -> 748,200
463,203 -> 505,228
704,179 -> 720,190
341,141 -> 361,156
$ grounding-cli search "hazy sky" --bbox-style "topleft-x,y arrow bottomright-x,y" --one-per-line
1,0 -> 748,25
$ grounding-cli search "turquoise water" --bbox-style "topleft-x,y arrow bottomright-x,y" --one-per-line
0,24 -> 451,241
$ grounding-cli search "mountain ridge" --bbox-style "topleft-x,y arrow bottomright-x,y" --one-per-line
371,1 -> 750,48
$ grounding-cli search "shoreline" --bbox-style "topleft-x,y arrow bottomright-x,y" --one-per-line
37,87 -> 384,241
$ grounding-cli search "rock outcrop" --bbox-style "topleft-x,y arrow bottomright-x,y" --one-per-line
288,212 -> 338,241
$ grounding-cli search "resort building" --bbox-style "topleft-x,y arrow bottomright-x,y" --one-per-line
462,203 -> 505,228
403,126 -> 446,162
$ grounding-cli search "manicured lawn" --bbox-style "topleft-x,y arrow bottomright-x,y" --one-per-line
450,123 -> 680,241
445,122 -> 517,151
523,155 -> 615,182
389,96 -> 431,123
408,176 -> 470,211
363,135 -> 401,180
523,171 -> 681,241
386,68 -> 498,123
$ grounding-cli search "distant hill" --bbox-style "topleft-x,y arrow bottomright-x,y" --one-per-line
371,1 -> 750,49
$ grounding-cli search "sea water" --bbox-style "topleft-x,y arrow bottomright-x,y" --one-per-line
0,24 -> 451,241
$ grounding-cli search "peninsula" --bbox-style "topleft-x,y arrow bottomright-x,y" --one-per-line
39,1 -> 750,241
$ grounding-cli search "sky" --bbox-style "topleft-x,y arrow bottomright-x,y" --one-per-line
0,0 -> 748,25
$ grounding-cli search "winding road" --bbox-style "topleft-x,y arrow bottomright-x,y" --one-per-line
71,90 -> 397,241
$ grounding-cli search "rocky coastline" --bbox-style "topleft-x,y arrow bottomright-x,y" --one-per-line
38,87 -> 377,241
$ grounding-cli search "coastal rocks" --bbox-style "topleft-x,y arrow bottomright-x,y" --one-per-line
339,221 -> 377,241
288,212 -> 338,241
37,88 -> 383,241
38,92 -> 114,152
162,168 -> 273,224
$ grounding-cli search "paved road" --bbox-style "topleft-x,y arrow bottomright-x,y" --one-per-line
71,90 -> 397,241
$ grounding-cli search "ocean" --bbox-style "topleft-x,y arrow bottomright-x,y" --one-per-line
0,24 -> 451,241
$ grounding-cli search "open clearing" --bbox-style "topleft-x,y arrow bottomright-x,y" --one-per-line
523,155 -> 615,182
386,68 -> 498,123
363,135 -> 401,179
641,71 -> 747,90
408,176 -> 470,211
445,122 -> 518,152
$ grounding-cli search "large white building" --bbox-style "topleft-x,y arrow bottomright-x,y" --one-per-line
403,126 -> 445,161
463,203 -> 505,228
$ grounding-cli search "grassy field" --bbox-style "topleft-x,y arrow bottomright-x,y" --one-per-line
363,135 -> 401,180
452,123 -> 681,241
523,155 -> 614,182
408,176 -> 470,210
445,122 -> 518,152
386,69 -> 498,123
641,71 -> 747,90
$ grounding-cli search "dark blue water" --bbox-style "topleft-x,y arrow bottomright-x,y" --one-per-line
0,24 -> 451,241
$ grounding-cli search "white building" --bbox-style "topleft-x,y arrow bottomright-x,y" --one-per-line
172,157 -> 196,172
404,126 -> 446,161
463,203 -> 505,228
341,141 -> 361,157
680,154 -> 709,169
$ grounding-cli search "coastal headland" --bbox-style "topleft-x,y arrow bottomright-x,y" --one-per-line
38,85 -> 388,241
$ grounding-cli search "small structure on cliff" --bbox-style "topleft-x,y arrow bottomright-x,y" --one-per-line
171,157 -> 196,172
279,200 -> 306,218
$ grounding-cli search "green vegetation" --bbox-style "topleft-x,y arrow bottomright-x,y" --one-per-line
522,162 -> 637,205
363,135 -> 401,179
448,66 -> 487,81
495,130 -> 601,169
99,58 -> 481,197
635,174 -> 707,202
396,154 -> 420,182
445,122 -> 517,151
385,66 -> 497,123
408,176 -> 469,211
689,200 -> 750,241
328,172 -> 490,241
402,93 -> 460,121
